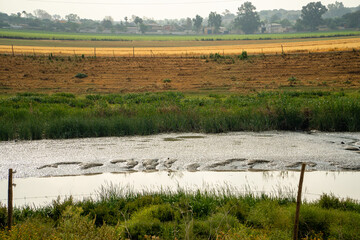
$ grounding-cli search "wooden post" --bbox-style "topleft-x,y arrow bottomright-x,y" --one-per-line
281,45 -> 284,55
94,47 -> 96,58
133,47 -> 135,58
8,169 -> 14,231
11,45 -> 14,56
293,163 -> 306,240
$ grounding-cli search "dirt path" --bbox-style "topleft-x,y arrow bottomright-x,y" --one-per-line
0,51 -> 359,94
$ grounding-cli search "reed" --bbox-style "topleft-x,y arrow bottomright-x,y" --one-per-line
1,91 -> 360,141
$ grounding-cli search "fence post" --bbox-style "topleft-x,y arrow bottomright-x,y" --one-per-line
133,47 -> 135,58
8,169 -> 14,231
293,163 -> 306,240
94,47 -> 96,58
11,45 -> 14,56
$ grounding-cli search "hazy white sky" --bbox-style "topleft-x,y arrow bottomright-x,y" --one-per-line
1,0 -> 359,20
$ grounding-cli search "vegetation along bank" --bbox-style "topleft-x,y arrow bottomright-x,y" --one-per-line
0,190 -> 360,239
1,91 -> 360,141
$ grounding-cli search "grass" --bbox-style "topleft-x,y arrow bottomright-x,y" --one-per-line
0,29 -> 359,42
1,91 -> 360,141
0,188 -> 359,239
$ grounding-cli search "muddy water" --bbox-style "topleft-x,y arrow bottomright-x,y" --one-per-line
1,131 -> 360,179
1,131 -> 360,206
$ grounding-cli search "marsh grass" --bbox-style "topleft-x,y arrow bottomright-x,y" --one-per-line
0,187 -> 359,240
1,91 -> 360,140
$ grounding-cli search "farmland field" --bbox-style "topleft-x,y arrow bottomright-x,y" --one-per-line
0,50 -> 359,94
0,36 -> 360,56
1,29 -> 359,41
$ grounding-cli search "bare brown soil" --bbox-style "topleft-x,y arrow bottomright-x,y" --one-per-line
0,51 -> 359,94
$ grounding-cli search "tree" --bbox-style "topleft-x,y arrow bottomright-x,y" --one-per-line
270,14 -> 281,23
134,16 -> 143,25
65,13 -> 80,22
233,2 -> 260,34
300,2 -> 327,31
208,12 -> 222,34
33,9 -> 52,20
324,1 -> 350,18
341,10 -> 360,28
115,22 -> 127,32
280,19 -> 292,28
192,15 -> 203,33
185,17 -> 192,30
139,23 -> 148,34
52,14 -> 61,21
102,16 -> 113,29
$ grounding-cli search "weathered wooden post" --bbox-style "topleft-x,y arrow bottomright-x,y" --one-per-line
11,45 -> 14,56
133,46 -> 135,58
293,163 -> 306,240
94,47 -> 96,57
8,169 -> 14,231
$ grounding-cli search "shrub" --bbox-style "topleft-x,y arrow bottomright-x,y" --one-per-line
75,73 -> 88,79
238,51 -> 248,60
288,76 -> 298,86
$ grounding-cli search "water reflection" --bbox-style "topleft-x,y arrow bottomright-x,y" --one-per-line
0,171 -> 359,207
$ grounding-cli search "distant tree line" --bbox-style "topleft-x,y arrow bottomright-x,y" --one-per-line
0,1 -> 359,34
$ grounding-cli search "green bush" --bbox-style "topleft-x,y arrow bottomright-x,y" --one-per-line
75,73 -> 88,78
238,51 -> 248,60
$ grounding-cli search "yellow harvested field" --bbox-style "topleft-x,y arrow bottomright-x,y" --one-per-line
0,38 -> 359,56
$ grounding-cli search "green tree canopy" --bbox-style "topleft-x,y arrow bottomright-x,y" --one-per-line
233,2 -> 260,34
341,10 -> 360,28
300,1 -> 328,31
192,15 -> 203,33
134,16 -> 143,25
33,9 -> 52,20
102,16 -> 113,29
208,12 -> 222,34
139,23 -> 148,34
324,1 -> 351,18
65,13 -> 80,23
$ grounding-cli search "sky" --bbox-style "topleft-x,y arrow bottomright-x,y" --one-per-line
1,0 -> 359,21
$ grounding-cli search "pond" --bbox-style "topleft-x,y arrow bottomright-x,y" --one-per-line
0,171 -> 360,207
0,131 -> 359,206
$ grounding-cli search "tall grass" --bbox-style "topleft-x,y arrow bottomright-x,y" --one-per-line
0,189 -> 359,239
1,91 -> 360,141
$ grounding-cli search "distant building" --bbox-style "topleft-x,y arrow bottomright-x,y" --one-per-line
263,23 -> 285,33
126,27 -> 138,34
9,24 -> 23,29
147,24 -> 163,33
203,27 -> 228,35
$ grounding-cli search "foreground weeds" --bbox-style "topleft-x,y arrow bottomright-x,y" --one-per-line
0,191 -> 359,239
1,91 -> 360,140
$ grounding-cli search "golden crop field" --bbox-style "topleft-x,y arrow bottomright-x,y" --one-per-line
0,37 -> 359,57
